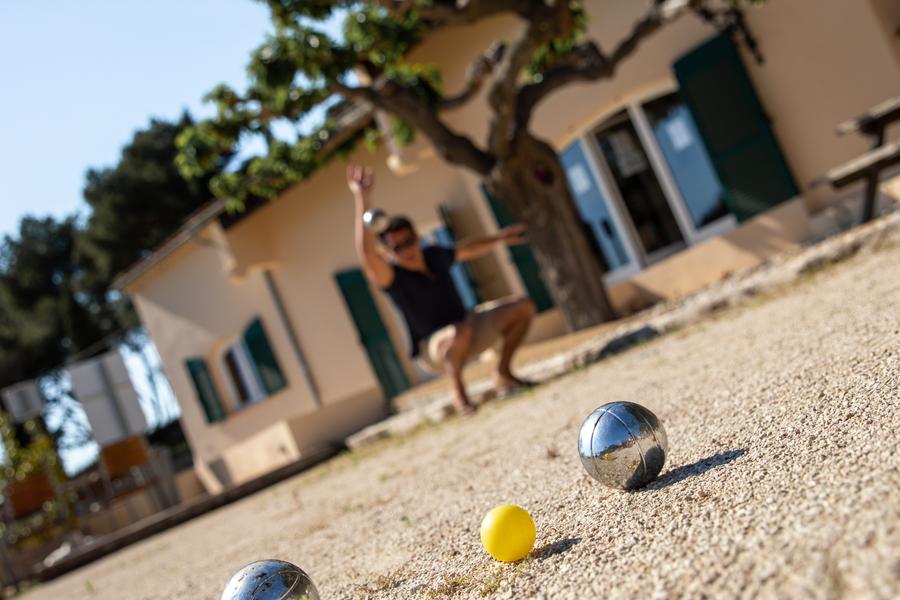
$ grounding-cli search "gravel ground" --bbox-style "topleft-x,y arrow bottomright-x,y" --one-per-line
22,238 -> 900,599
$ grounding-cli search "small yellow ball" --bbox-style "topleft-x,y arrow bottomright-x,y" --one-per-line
480,504 -> 536,562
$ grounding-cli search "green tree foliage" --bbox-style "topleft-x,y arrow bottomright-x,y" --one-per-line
0,116 -> 223,390
177,0 -> 762,207
176,0 -> 763,329
78,115 -> 224,292
0,116 -> 221,461
0,411 -> 74,543
0,216 -> 103,388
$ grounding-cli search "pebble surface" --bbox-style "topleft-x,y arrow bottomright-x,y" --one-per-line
23,236 -> 900,599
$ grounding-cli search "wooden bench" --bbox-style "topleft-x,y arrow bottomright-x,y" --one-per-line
824,142 -> 900,188
823,96 -> 900,222
836,97 -> 900,138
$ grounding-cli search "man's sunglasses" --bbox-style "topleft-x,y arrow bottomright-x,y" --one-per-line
386,236 -> 418,252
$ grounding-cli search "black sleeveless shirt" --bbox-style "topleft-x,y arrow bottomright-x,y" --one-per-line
383,245 -> 466,356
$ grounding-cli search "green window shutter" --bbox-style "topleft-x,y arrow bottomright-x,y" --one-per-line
674,34 -> 799,222
481,185 -> 554,312
185,358 -> 225,423
242,318 -> 287,396
335,269 -> 410,399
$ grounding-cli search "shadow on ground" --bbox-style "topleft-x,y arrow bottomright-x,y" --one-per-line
597,325 -> 660,359
640,448 -> 748,492
533,537 -> 582,561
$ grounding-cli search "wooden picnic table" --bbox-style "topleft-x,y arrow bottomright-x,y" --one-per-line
824,96 -> 900,222
836,96 -> 900,140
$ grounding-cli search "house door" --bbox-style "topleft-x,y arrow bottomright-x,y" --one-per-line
335,269 -> 410,399
592,110 -> 687,263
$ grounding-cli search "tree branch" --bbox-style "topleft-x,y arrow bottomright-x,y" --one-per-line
693,5 -> 764,63
382,0 -> 531,25
333,81 -> 496,175
440,43 -> 506,110
514,0 -> 758,127
515,42 -> 611,127
514,1 -> 671,125
486,1 -> 575,159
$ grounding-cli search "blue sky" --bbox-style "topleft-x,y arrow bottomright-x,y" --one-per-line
0,0 -> 283,239
0,2 -> 343,472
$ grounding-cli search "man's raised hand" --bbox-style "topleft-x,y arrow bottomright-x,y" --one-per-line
346,165 -> 375,198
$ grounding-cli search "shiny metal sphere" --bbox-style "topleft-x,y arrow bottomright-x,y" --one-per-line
578,401 -> 668,490
362,208 -> 390,234
221,560 -> 320,600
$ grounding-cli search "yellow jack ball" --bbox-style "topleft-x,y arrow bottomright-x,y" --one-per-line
480,504 -> 536,563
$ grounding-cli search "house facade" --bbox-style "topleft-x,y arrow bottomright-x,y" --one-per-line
117,0 -> 900,493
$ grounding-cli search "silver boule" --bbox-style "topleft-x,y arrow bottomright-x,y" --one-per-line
362,208 -> 390,234
578,401 -> 668,490
221,560 -> 320,600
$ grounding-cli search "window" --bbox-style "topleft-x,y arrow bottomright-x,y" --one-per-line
593,109 -> 686,259
185,319 -> 286,423
185,358 -> 225,424
558,84 -> 744,280
562,140 -> 634,282
223,341 -> 267,407
642,93 -> 729,229
242,318 -> 287,396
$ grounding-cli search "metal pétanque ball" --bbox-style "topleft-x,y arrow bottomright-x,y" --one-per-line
578,401 -> 668,490
362,208 -> 390,234
221,560 -> 321,600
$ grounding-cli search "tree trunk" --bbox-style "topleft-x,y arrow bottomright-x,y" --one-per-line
487,134 -> 616,330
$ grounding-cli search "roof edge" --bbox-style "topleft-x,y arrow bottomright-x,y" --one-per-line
113,102 -> 375,292
112,198 -> 227,291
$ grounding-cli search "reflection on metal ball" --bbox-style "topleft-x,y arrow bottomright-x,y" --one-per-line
362,208 -> 390,234
221,560 -> 320,600
578,401 -> 668,490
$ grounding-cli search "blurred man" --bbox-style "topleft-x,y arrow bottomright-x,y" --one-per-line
347,165 -> 535,415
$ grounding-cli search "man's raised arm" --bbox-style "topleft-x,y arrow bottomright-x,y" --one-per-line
347,166 -> 394,288
454,223 -> 528,262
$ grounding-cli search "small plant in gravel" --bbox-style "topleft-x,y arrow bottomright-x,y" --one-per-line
427,574 -> 471,598
355,569 -> 406,596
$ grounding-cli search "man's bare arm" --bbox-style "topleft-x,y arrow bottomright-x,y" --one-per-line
455,223 -> 528,262
347,166 -> 394,288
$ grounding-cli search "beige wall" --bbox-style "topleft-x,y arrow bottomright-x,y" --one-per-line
129,230 -> 324,491
607,198 -> 810,312
125,0 -> 899,493
128,148 -> 479,491
737,0 -> 900,210
222,148 -> 478,386
869,0 -> 900,67
412,0 -> 900,213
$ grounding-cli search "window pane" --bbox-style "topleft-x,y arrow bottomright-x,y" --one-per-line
224,348 -> 251,405
594,111 -> 684,255
561,140 -> 631,272
643,93 -> 729,228
243,319 -> 287,396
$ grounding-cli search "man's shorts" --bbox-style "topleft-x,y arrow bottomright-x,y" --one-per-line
415,298 -> 516,374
